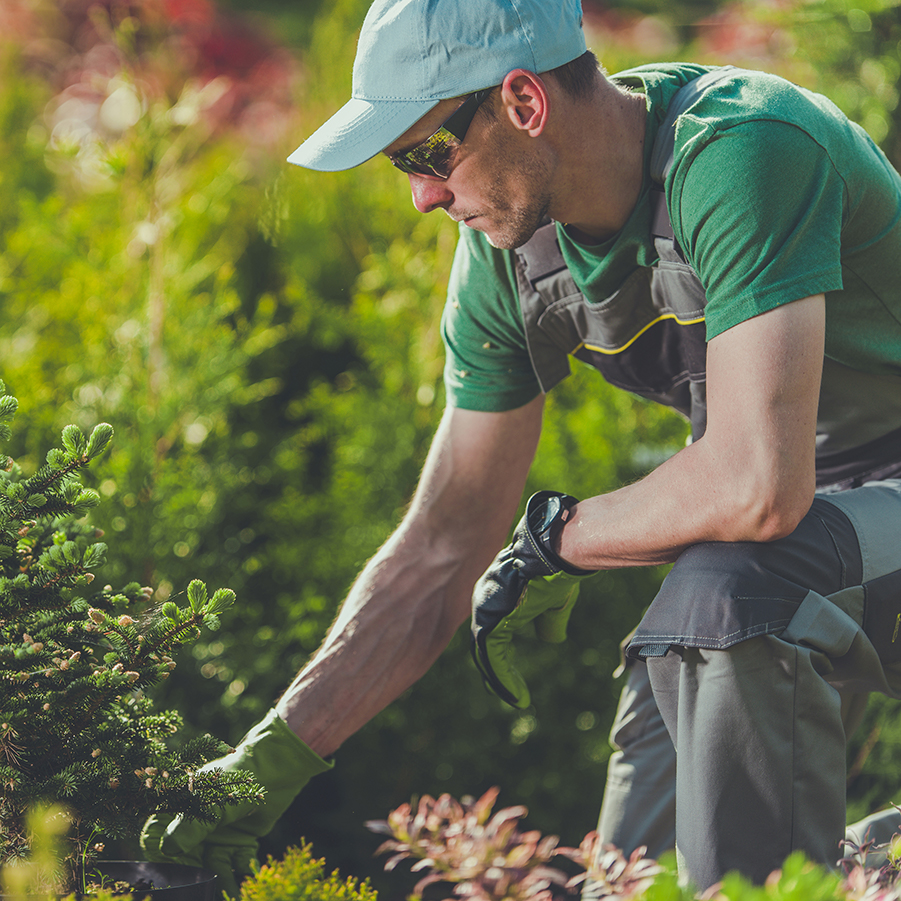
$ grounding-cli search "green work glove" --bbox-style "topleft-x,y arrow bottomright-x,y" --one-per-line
140,708 -> 332,899
470,491 -> 596,709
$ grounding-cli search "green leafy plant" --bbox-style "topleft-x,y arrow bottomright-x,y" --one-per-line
0,805 -> 129,901
0,385 -> 262,894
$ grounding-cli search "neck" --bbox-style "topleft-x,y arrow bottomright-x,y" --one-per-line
547,80 -> 647,241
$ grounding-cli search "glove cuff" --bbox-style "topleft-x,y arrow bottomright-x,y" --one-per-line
526,491 -> 595,577
241,708 -> 334,784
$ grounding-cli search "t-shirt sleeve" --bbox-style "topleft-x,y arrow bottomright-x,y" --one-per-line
671,119 -> 846,340
441,226 -> 542,411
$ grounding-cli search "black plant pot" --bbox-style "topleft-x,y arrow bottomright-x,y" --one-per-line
76,861 -> 218,900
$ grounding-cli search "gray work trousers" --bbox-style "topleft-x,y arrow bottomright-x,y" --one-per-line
591,480 -> 901,892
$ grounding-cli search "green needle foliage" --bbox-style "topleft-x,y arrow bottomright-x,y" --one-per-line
0,385 -> 261,891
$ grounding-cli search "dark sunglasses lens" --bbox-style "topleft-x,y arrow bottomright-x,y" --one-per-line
389,90 -> 489,179
392,128 -> 458,179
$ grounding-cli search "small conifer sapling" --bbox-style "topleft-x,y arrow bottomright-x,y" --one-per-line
0,385 -> 261,892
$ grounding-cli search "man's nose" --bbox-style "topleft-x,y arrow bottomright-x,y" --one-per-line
409,173 -> 453,214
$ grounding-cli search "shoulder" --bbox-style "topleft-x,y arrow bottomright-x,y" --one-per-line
665,67 -> 858,161
443,226 -> 539,412
610,62 -> 713,102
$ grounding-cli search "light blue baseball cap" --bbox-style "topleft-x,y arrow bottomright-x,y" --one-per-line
287,0 -> 587,172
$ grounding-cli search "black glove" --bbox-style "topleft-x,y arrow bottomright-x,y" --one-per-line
471,490 -> 596,708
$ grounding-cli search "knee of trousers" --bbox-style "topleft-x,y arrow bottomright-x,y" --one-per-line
626,496 -> 863,660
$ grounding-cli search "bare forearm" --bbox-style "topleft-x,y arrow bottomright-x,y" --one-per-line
275,526 -> 477,757
556,437 -> 810,570
275,398 -> 545,757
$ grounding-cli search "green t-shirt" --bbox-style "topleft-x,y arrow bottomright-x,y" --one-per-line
441,63 -> 901,419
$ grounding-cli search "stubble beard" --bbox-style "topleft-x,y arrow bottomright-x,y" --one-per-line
453,133 -> 553,251
483,187 -> 551,250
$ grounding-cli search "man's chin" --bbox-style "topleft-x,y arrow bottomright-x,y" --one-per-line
463,211 -> 544,251
465,219 -> 511,250
485,229 -> 537,251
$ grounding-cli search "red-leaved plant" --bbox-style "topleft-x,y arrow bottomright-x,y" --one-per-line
368,790 -> 901,901
837,829 -> 901,901
365,787 -> 662,900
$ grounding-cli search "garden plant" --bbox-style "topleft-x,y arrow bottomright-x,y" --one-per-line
367,789 -> 901,901
0,386 -> 261,896
234,844 -> 378,901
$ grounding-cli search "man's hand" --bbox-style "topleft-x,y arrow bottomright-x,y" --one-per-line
470,490 -> 596,709
140,709 -> 332,899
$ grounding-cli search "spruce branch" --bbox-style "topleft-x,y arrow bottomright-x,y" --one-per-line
0,398 -> 260,884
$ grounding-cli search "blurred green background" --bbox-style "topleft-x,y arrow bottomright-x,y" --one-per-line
2,0 -> 901,894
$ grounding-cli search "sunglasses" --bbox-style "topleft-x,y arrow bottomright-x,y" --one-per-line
388,88 -> 493,180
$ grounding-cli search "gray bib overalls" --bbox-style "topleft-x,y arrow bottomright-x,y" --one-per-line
516,69 -> 901,891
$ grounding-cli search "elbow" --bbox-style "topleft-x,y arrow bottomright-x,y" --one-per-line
750,505 -> 808,543
735,481 -> 815,543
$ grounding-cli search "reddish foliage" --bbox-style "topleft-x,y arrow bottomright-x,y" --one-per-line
368,788 -> 669,900
9,0 -> 299,152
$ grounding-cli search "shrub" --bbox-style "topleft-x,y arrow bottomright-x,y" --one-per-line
237,843 -> 378,901
0,386 -> 261,894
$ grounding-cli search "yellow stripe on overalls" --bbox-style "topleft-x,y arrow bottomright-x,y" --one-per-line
573,311 -> 706,356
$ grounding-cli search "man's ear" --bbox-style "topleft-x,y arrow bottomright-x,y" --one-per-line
498,69 -> 549,136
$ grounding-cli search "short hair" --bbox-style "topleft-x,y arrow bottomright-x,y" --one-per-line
476,49 -> 600,122
545,50 -> 601,100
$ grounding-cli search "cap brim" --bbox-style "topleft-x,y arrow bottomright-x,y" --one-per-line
287,96 -> 439,172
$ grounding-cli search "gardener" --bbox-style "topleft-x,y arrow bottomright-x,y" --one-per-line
142,0 -> 901,894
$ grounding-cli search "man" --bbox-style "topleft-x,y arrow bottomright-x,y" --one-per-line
142,0 -> 901,894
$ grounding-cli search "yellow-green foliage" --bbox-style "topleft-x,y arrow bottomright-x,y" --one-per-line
633,853 -> 856,901
238,844 -> 378,901
714,853 -> 850,901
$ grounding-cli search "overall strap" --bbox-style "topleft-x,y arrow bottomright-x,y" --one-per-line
649,66 -> 741,185
648,66 -> 742,242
